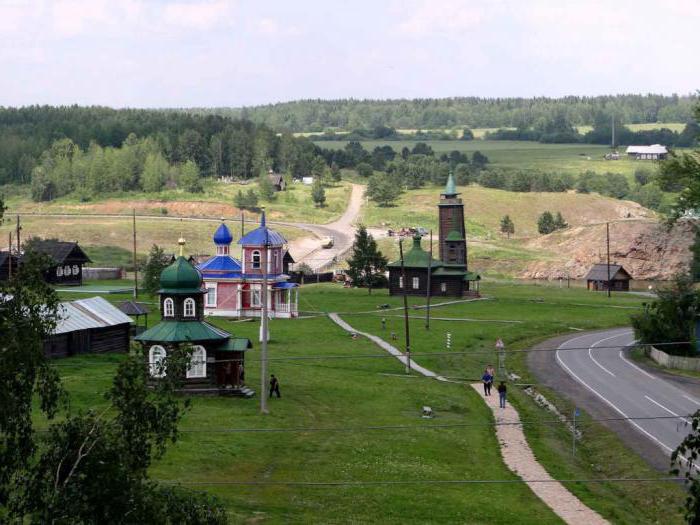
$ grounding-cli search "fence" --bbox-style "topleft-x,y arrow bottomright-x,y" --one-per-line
287,271 -> 334,284
83,267 -> 124,280
647,346 -> 700,371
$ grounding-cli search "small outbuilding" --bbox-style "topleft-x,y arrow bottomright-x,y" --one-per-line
268,171 -> 286,191
118,300 -> 150,335
585,263 -> 632,292
45,296 -> 133,358
625,144 -> 668,160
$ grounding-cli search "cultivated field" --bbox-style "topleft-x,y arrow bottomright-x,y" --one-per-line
47,282 -> 684,524
315,139 -> 673,179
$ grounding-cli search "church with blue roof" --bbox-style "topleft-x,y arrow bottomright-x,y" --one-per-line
197,212 -> 299,318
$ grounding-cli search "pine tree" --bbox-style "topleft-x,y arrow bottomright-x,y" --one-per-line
366,172 -> 401,207
258,172 -> 276,201
537,211 -> 555,234
142,244 -> 170,295
330,161 -> 341,182
311,178 -> 326,207
500,215 -> 515,238
346,225 -> 387,294
553,212 -> 568,230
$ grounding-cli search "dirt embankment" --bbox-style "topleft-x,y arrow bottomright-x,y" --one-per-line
520,218 -> 696,280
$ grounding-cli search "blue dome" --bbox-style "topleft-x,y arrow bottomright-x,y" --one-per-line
238,211 -> 286,246
213,222 -> 233,245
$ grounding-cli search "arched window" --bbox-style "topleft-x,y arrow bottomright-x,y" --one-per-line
252,250 -> 261,269
216,245 -> 229,255
163,298 -> 174,317
149,345 -> 167,377
184,298 -> 196,317
186,345 -> 207,378
56,266 -> 63,277
64,265 -> 71,276
72,265 -> 79,275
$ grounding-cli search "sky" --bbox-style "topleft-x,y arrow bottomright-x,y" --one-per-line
0,0 -> 698,108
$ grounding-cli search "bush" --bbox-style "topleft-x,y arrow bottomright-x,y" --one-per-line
356,162 -> 374,178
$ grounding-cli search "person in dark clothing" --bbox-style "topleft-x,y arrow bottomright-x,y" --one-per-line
497,381 -> 507,408
482,370 -> 493,396
269,374 -> 281,398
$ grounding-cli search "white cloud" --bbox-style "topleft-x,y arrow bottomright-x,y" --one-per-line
394,0 -> 490,37
162,0 -> 235,30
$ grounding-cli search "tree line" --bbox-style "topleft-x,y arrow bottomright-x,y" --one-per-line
190,94 -> 697,132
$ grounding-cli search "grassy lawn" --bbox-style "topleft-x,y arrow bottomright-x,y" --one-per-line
3,179 -> 353,225
44,281 -> 684,523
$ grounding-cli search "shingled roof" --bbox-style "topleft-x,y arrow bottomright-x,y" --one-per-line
28,240 -> 91,264
585,264 -> 631,281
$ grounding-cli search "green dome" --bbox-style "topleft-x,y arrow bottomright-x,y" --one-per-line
159,256 -> 203,294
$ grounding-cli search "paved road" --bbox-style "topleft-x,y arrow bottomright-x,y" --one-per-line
555,328 -> 699,459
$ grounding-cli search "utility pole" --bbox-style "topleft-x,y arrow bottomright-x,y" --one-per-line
15,214 -> 21,254
260,208 -> 269,414
606,222 -> 611,298
399,238 -> 411,374
425,230 -> 432,330
7,232 -> 12,279
611,114 -> 615,150
132,209 -> 138,299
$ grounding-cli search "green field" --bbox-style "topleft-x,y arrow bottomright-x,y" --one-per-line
315,139 -> 671,179
44,282 -> 684,523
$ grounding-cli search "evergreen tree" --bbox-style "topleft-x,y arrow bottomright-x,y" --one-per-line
346,225 -> 388,294
553,212 -> 568,230
355,162 -> 374,178
330,161 -> 341,182
311,156 -> 328,185
258,172 -> 276,201
537,211 -> 556,234
500,215 -> 515,238
311,178 -> 326,207
142,244 -> 170,295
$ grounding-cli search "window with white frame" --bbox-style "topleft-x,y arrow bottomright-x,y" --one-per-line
64,265 -> 71,276
163,298 -> 174,317
398,276 -> 404,288
205,285 -> 217,307
72,265 -> 79,275
412,277 -> 420,289
56,266 -> 63,277
149,345 -> 167,378
184,298 -> 196,317
251,287 -> 261,307
216,245 -> 229,255
252,250 -> 261,269
186,345 -> 207,378
440,282 -> 447,293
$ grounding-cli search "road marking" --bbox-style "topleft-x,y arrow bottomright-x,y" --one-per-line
587,333 -> 628,377
555,345 -> 673,453
618,350 -> 656,380
644,395 -> 691,425
683,394 -> 700,406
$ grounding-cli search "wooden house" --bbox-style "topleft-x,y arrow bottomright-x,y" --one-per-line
135,241 -> 255,397
585,264 -> 632,292
44,296 -> 133,358
27,240 -> 91,286
625,145 -> 668,160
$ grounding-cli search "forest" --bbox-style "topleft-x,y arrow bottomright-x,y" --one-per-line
189,94 -> 698,132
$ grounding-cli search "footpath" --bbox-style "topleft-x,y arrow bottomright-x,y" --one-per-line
328,313 -> 609,525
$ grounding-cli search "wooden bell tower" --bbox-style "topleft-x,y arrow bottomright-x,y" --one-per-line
438,173 -> 467,269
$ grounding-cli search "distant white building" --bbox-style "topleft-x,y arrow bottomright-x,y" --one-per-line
301,176 -> 314,185
625,144 -> 668,160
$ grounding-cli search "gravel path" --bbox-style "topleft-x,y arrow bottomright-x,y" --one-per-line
470,383 -> 609,525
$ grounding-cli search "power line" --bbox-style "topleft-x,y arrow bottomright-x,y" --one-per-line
157,477 -> 684,487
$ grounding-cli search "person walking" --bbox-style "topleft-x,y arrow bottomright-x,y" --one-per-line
269,374 -> 281,398
498,381 -> 507,408
482,369 -> 493,396
381,317 -> 386,330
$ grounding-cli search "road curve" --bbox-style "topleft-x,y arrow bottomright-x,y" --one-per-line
555,328 -> 698,459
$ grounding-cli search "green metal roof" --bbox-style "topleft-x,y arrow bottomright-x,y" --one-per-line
388,235 -> 442,269
441,173 -> 458,196
464,272 -> 481,281
135,320 -> 229,343
432,267 -> 468,277
159,256 -> 203,294
219,337 -> 253,352
445,230 -> 464,241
